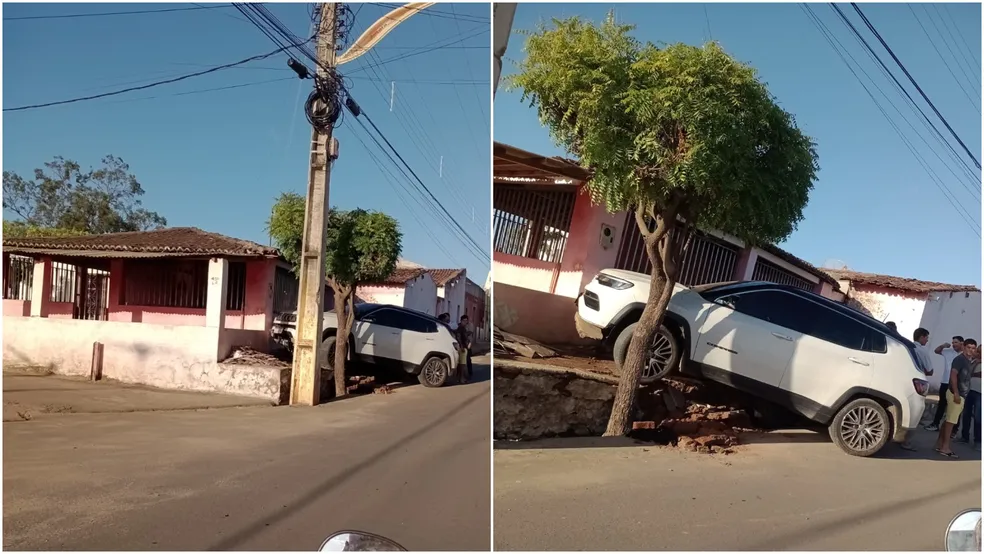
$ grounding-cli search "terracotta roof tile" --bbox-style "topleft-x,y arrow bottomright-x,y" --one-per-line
2,227 -> 279,258
758,243 -> 839,286
369,268 -> 429,286
824,269 -> 980,294
427,268 -> 465,286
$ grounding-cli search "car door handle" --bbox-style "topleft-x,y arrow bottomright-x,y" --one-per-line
849,357 -> 870,366
771,332 -> 793,341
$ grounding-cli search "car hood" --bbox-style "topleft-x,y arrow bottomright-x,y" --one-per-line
274,310 -> 339,326
598,268 -> 690,293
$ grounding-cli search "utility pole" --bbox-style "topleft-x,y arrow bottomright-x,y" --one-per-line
493,3 -> 517,97
290,2 -> 339,406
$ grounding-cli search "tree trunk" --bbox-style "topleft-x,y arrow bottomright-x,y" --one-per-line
333,287 -> 350,398
604,203 -> 687,437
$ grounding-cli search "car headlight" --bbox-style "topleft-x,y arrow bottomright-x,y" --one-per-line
597,273 -> 634,290
453,341 -> 460,351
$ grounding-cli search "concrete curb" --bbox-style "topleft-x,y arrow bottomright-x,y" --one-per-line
493,358 -> 620,385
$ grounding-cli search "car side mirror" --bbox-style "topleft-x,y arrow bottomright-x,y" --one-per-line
320,531 -> 406,552
946,509 -> 981,551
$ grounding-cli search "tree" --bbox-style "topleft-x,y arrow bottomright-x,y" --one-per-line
3,155 -> 166,234
508,15 -> 819,435
2,220 -> 88,239
267,192 -> 403,397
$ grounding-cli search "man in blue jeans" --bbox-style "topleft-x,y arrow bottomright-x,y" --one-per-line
958,347 -> 982,449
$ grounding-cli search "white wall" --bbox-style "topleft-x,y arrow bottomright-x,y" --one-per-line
3,317 -> 282,401
437,272 -> 468,322
404,274 -> 437,315
919,290 -> 983,387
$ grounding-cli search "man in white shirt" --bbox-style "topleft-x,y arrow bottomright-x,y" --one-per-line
902,328 -> 935,450
927,335 -> 965,432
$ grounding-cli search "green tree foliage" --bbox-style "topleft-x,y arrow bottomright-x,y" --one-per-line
509,15 -> 819,435
267,192 -> 403,397
3,155 -> 167,234
2,220 -> 88,239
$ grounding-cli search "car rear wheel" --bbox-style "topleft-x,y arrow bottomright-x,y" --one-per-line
418,356 -> 450,388
613,322 -> 680,385
828,398 -> 890,457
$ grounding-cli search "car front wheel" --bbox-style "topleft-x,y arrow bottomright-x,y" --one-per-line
418,356 -> 450,388
828,398 -> 891,457
613,322 -> 680,385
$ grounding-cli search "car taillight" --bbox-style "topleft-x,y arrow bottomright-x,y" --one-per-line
913,378 -> 929,396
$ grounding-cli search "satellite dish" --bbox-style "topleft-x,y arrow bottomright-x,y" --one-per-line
822,259 -> 849,270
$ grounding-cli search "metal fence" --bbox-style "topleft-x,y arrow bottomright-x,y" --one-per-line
4,255 -> 34,300
614,213 -> 740,287
752,257 -> 815,291
493,185 -> 576,264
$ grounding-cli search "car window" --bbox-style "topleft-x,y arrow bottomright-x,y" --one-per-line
364,308 -> 437,334
866,330 -> 887,354
722,290 -> 813,335
807,306 -> 868,351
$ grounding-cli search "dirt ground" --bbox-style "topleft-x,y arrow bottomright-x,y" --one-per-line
2,373 -> 273,421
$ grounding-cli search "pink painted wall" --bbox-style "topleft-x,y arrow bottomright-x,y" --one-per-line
47,302 -> 74,319
3,300 -> 30,317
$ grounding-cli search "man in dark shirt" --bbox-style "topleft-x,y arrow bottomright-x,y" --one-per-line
456,315 -> 473,383
937,339 -> 977,458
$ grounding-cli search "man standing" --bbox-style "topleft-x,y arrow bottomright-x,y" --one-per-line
927,336 -> 965,432
936,338 -> 976,458
958,345 -> 982,449
456,315 -> 473,383
901,328 -> 935,451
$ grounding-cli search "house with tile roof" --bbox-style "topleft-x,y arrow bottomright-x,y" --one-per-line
2,227 -> 296,402
358,268 -> 438,316
825,268 -> 981,387
492,141 -> 841,344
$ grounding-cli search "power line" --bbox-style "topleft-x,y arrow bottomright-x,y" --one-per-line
940,3 -> 981,70
802,5 -> 980,236
848,3 -> 981,170
2,5 -> 235,21
930,3 -> 981,87
906,4 -> 980,114
107,77 -> 294,104
3,44 -> 301,112
356,106 -> 488,258
346,25 -> 489,75
830,5 -> 980,187
830,4 -> 980,179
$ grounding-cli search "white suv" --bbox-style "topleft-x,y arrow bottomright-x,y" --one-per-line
273,303 -> 461,387
575,269 -> 928,457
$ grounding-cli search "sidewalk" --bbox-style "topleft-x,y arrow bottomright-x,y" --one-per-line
3,372 -> 273,422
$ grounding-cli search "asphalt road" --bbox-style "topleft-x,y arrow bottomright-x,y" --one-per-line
3,358 -> 491,551
494,426 -> 981,551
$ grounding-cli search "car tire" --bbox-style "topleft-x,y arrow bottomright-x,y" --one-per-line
318,335 -> 338,370
418,356 -> 450,388
828,397 -> 891,457
613,321 -> 680,385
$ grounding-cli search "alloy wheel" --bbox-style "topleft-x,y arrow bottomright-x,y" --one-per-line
642,329 -> 674,380
840,404 -> 885,452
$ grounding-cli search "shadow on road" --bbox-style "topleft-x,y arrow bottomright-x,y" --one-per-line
209,385 -> 490,550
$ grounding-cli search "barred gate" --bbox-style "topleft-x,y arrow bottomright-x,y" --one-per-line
751,258 -> 815,291
613,213 -> 740,286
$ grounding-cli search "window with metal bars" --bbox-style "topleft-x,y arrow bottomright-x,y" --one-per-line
613,213 -> 739,286
3,255 -> 34,300
121,260 -> 248,309
50,262 -> 77,303
751,258 -> 815,291
493,185 -> 576,264
273,265 -> 299,314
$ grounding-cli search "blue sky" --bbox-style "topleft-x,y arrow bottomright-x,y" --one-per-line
495,2 -> 982,287
3,3 -> 491,283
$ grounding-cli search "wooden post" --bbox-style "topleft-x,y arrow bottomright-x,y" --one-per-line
90,342 -> 104,381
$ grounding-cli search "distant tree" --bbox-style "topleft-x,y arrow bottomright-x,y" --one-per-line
2,220 -> 88,239
509,15 -> 820,435
3,155 -> 166,234
268,192 -> 403,397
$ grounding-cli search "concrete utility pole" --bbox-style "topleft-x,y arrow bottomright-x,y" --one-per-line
290,2 -> 339,406
493,3 -> 517,97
